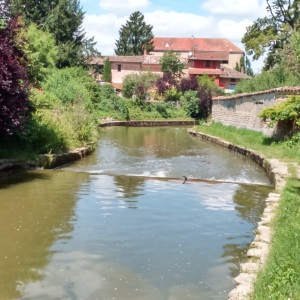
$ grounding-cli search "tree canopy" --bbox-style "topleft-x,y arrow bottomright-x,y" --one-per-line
242,0 -> 300,70
11,0 -> 98,67
159,51 -> 185,77
115,11 -> 154,55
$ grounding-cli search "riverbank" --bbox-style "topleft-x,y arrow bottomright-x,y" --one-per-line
193,122 -> 300,300
0,144 -> 95,172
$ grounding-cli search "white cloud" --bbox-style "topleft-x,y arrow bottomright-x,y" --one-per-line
217,19 -> 253,43
99,0 -> 150,15
201,0 -> 264,18
145,11 -> 213,38
83,14 -> 127,54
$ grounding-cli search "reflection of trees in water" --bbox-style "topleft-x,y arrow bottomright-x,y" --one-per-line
0,170 -> 89,299
232,184 -> 270,225
221,241 -> 251,279
220,184 -> 271,278
113,175 -> 145,208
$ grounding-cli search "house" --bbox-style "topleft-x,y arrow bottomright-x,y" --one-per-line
151,37 -> 244,69
89,55 -> 162,85
88,37 -> 250,91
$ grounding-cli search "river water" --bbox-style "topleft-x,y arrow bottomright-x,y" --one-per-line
0,126 -> 272,300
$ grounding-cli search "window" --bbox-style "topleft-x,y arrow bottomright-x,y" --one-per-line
231,78 -> 236,82
205,61 -> 211,68
117,64 -> 122,72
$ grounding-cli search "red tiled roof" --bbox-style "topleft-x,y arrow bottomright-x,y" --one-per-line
190,51 -> 229,61
188,68 -> 226,75
142,55 -> 161,64
108,56 -> 144,63
152,37 -> 243,53
220,66 -> 251,79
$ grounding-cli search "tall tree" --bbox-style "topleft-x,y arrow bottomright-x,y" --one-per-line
102,58 -> 111,82
0,1 -> 29,135
242,0 -> 300,70
115,11 -> 154,55
11,0 -> 99,67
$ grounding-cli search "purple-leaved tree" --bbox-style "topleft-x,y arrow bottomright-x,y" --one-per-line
0,1 -> 29,135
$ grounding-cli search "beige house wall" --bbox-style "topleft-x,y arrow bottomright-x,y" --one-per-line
111,62 -> 142,83
224,53 -> 243,69
212,91 -> 289,136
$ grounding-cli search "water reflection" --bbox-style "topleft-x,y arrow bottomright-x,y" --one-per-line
0,170 -> 89,299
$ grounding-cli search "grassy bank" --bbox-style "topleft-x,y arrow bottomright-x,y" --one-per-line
196,122 -> 300,164
196,122 -> 300,299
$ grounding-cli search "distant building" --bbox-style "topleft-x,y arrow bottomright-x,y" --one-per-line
88,37 -> 251,92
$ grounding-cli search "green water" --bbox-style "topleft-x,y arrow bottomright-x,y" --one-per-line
0,127 -> 272,299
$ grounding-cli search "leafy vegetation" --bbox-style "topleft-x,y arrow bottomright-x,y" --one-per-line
260,95 -> 300,145
0,5 -> 29,135
159,51 -> 185,77
102,58 -> 111,82
12,0 -> 99,67
242,0 -> 300,70
122,71 -> 159,100
115,11 -> 154,55
234,64 -> 300,94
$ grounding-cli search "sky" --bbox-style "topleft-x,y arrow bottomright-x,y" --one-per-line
81,0 -> 268,73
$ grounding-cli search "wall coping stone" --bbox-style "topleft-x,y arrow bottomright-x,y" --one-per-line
213,86 -> 300,101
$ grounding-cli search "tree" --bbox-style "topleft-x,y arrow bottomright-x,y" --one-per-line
242,0 -> 300,70
0,2 -> 29,135
122,71 -> 158,100
102,58 -> 111,82
115,11 -> 154,55
159,51 -> 185,77
11,0 -> 99,67
23,23 -> 58,84
234,55 -> 254,76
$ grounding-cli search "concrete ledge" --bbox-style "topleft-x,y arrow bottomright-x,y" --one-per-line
0,159 -> 26,172
100,120 -> 197,127
0,144 -> 95,171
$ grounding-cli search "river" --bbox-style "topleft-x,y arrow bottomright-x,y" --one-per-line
0,126 -> 272,299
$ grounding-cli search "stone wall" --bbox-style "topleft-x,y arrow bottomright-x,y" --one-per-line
212,87 -> 300,136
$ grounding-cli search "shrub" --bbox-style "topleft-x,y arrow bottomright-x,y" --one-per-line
122,71 -> 159,100
42,67 -> 91,106
122,74 -> 136,98
180,90 -> 200,118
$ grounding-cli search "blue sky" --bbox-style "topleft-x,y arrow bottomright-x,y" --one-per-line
81,0 -> 267,72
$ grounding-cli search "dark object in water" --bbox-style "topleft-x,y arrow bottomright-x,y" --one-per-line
182,176 -> 187,184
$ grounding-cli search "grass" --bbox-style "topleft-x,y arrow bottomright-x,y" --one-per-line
196,122 -> 300,164
196,121 -> 300,299
252,177 -> 300,300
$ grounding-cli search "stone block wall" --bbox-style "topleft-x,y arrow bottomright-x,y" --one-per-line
212,87 -> 300,136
